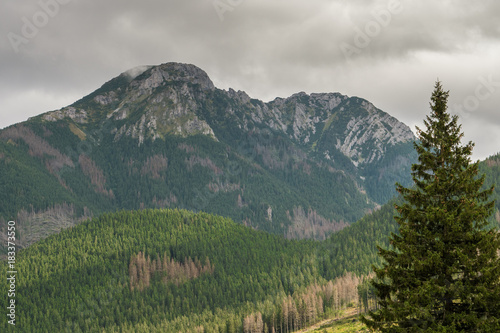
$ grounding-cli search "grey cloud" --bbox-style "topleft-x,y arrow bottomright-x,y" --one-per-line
0,0 -> 499,159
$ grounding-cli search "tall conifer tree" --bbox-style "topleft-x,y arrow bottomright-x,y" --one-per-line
363,81 -> 500,332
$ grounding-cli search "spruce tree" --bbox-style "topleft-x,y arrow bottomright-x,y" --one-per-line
363,81 -> 500,332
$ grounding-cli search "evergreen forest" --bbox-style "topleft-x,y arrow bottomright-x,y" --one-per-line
1,151 -> 498,333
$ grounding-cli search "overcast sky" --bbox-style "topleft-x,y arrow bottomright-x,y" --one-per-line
1,0 -> 499,160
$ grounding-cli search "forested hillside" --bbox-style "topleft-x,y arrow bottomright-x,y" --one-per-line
481,152 -> 500,223
1,156 -> 497,332
321,152 -> 500,281
0,209 -> 368,332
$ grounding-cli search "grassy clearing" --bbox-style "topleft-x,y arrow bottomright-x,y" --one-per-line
313,316 -> 368,332
298,308 -> 369,333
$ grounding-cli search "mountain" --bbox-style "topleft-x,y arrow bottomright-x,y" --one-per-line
0,62 -> 417,253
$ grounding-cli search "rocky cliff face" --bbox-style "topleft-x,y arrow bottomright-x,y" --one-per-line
43,63 -> 217,144
245,92 -> 415,168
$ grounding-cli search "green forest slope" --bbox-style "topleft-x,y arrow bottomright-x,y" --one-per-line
0,209 -> 362,332
2,150 -> 498,333
1,153 -> 497,332
320,152 -> 500,280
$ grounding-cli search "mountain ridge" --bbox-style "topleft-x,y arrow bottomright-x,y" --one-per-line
38,62 -> 415,156
1,61 -> 417,252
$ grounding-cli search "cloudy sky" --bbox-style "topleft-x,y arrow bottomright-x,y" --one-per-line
1,0 -> 499,159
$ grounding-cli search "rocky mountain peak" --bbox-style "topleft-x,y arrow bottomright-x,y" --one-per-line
38,62 -> 415,182
129,62 -> 215,92
107,63 -> 217,143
